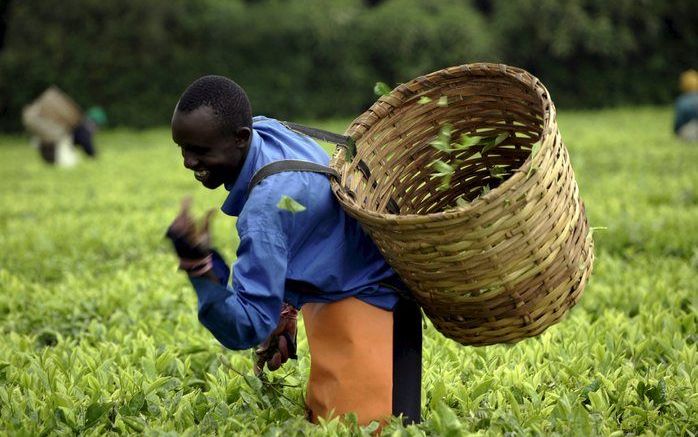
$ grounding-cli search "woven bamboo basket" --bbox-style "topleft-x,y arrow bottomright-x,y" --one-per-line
329,63 -> 594,346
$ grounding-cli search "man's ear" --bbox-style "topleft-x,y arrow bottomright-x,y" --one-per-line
235,126 -> 251,147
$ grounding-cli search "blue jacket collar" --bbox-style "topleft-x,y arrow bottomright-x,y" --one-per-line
221,129 -> 261,217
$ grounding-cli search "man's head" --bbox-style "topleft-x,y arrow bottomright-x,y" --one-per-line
680,69 -> 698,94
172,75 -> 253,189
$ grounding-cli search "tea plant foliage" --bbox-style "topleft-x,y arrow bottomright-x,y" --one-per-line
0,108 -> 696,435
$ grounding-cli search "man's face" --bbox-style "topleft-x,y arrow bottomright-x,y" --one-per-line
171,106 -> 250,189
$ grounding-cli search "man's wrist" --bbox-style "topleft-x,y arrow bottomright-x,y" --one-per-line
179,254 -> 213,277
196,269 -> 220,282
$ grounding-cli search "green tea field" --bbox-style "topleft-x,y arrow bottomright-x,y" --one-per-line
1,107 -> 696,435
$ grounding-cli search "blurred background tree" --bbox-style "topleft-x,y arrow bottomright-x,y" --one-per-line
0,0 -> 11,51
489,0 -> 698,107
0,0 -> 696,131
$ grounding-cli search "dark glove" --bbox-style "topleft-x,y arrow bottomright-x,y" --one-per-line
254,303 -> 298,375
166,227 -> 210,260
165,197 -> 215,273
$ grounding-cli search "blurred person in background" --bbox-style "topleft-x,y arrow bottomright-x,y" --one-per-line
673,69 -> 698,142
21,86 -> 106,165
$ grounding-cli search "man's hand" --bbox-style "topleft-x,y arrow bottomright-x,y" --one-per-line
166,197 -> 216,273
254,303 -> 298,375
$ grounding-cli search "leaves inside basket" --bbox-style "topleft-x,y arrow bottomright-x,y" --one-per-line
527,141 -> 542,177
429,159 -> 455,191
429,123 -> 540,211
457,134 -> 481,150
481,133 -> 509,154
490,165 -> 509,179
429,123 -> 453,153
429,125 -> 483,154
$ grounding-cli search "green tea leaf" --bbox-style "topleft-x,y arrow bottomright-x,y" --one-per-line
373,82 -> 391,97
429,124 -> 453,152
646,379 -> 667,405
417,96 -> 432,104
455,134 -> 481,151
277,195 -> 306,213
430,159 -> 454,176
122,416 -> 145,433
144,376 -> 171,394
344,137 -> 357,162
363,421 -> 380,434
437,175 -> 452,191
588,226 -> 608,238
179,345 -> 208,355
490,165 -> 508,179
471,378 -> 494,399
434,401 -> 462,432
244,374 -> 263,391
480,133 -> 509,153
580,378 -> 601,405
128,391 -> 146,415
480,142 -> 494,155
429,380 -> 447,409
437,96 -> 449,107
526,165 -> 537,177
494,133 -> 508,146
84,402 -> 112,429
429,159 -> 455,191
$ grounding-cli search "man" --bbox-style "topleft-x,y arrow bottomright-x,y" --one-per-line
674,69 -> 698,142
166,75 -> 422,426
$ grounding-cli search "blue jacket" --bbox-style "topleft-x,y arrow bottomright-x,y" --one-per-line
674,92 -> 698,133
190,116 -> 400,349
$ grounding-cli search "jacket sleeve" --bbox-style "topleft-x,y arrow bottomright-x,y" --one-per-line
190,230 -> 287,350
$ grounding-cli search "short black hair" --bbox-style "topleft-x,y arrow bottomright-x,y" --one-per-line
176,75 -> 252,137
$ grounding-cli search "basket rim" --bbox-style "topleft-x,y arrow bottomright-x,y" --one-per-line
330,62 -> 557,225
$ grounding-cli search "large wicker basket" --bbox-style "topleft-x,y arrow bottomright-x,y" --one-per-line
329,63 -> 594,346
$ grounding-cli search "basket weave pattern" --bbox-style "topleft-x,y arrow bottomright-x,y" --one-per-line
329,63 -> 594,346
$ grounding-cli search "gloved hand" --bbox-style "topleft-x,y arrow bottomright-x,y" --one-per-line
165,196 -> 216,275
254,303 -> 298,375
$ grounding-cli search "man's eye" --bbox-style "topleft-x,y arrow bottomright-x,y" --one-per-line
184,146 -> 206,155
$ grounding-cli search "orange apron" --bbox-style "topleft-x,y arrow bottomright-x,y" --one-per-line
302,298 -> 393,425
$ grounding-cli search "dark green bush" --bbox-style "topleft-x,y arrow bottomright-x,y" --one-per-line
355,0 -> 496,88
0,0 -> 696,131
489,0 -> 698,108
0,0 -> 214,130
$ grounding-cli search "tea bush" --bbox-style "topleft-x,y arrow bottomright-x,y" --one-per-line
0,107 -> 696,435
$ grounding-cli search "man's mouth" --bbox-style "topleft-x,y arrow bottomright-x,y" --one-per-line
194,169 -> 211,182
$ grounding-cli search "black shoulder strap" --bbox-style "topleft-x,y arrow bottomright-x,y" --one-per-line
280,121 -> 351,146
280,120 -> 357,161
247,159 -> 340,196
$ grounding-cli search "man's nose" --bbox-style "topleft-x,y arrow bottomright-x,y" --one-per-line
183,152 -> 199,169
